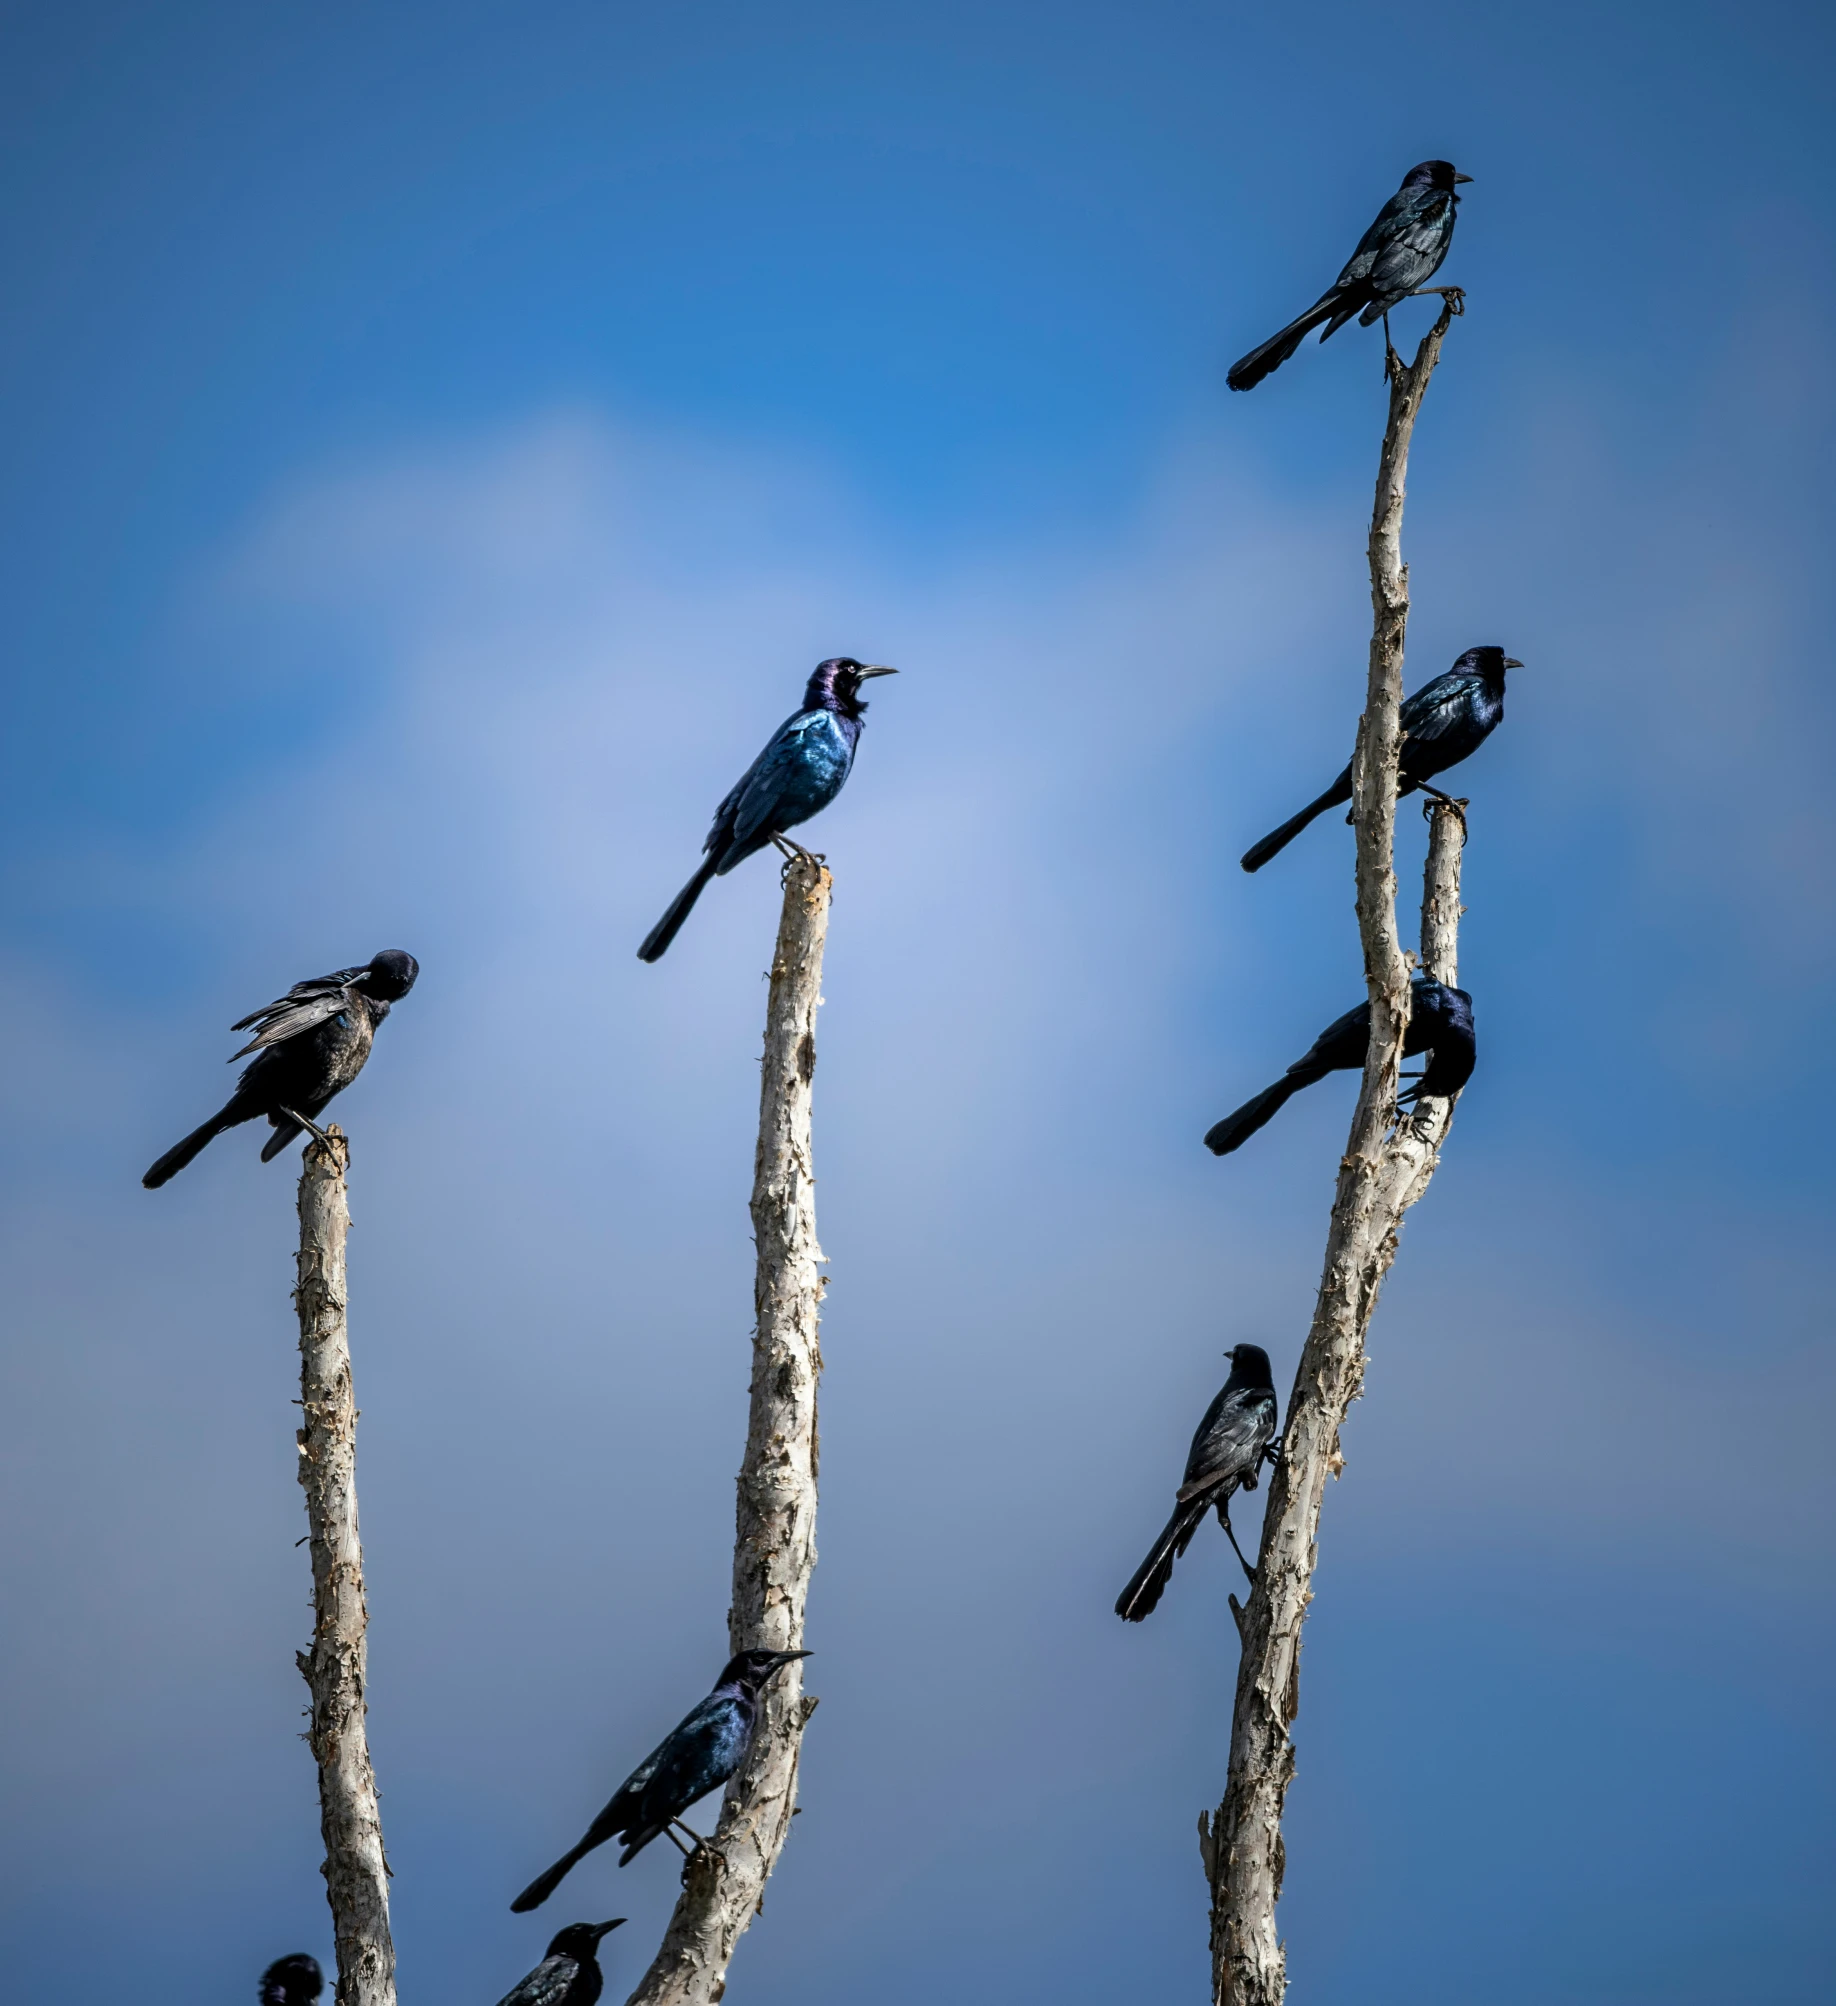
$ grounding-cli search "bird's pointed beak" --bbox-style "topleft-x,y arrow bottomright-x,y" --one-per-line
593,1920 -> 627,1940
1503,657 -> 1524,669
1453,172 -> 1473,183
855,664 -> 898,679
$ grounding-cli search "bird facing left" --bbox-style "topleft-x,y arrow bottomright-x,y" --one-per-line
141,949 -> 419,1187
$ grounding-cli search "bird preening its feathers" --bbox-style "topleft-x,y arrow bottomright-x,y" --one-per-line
1116,1345 -> 1280,1622
638,657 -> 898,961
1242,647 -> 1522,873
259,1954 -> 323,2006
493,1920 -> 626,2006
511,1648 -> 811,1912
1228,160 -> 1471,392
1204,976 -> 1476,1158
142,949 -> 418,1187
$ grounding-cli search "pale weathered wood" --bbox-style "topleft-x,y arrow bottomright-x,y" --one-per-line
294,1127 -> 396,2006
1202,299 -> 1465,2006
625,856 -> 830,2006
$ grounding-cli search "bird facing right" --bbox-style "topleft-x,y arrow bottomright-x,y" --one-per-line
1203,976 -> 1476,1158
142,949 -> 420,1187
1241,646 -> 1522,874
259,1954 -> 324,2006
1116,1344 -> 1280,1622
492,1920 -> 626,2006
510,1647 -> 811,1912
1227,160 -> 1472,392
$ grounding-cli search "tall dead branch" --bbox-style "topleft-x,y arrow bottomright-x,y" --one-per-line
294,1127 -> 396,2006
1201,298 -> 1465,2006
625,855 -> 830,2006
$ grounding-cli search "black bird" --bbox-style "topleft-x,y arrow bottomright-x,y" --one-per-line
638,657 -> 897,961
492,1920 -> 626,2006
142,950 -> 419,1187
1116,1344 -> 1280,1621
259,1954 -> 324,2006
1204,976 -> 1475,1157
1242,647 -> 1521,873
511,1647 -> 811,1912
1227,160 -> 1472,392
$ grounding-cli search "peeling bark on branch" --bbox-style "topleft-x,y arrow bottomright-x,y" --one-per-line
625,857 -> 831,2006
294,1128 -> 396,2006
1204,302 -> 1463,2006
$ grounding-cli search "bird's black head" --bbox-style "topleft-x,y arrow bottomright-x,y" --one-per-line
804,656 -> 898,720
1224,1344 -> 1276,1390
1451,645 -> 1522,680
259,1954 -> 324,2006
1401,160 -> 1472,193
719,1646 -> 812,1693
545,1920 -> 626,1961
357,949 -> 419,1002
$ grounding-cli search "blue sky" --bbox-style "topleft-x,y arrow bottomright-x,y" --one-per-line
1,3 -> 1832,2001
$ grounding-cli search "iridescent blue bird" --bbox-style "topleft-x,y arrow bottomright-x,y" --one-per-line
510,1648 -> 810,1912
1204,976 -> 1475,1157
638,658 -> 897,961
491,1920 -> 625,2006
1227,159 -> 1472,391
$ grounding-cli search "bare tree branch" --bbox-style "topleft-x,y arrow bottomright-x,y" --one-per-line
625,856 -> 831,2006
294,1126 -> 396,2006
1202,299 -> 1464,2006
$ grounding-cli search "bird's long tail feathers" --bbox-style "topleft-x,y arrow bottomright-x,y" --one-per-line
142,1099 -> 254,1188
510,1838 -> 594,1914
638,854 -> 721,963
260,1115 -> 306,1163
1116,1500 -> 1209,1622
1240,770 -> 1354,873
1226,294 -> 1340,392
1203,1076 -> 1305,1157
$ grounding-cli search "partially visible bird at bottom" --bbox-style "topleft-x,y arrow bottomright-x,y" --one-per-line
1227,159 -> 1472,392
638,657 -> 897,961
143,949 -> 420,1186
259,1954 -> 323,2006
1204,976 -> 1475,1157
511,1648 -> 811,1912
1241,646 -> 1522,873
1116,1344 -> 1280,1621
493,1920 -> 626,2006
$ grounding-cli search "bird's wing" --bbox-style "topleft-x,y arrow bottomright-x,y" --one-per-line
726,710 -> 851,854
228,983 -> 359,1059
642,1695 -> 750,1818
493,1953 -> 579,2006
1290,1000 -> 1370,1080
1398,672 -> 1477,751
1334,186 -> 1427,285
1362,190 -> 1453,295
1181,1386 -> 1278,1492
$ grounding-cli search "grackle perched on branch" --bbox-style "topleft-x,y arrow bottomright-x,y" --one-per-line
1227,160 -> 1471,392
1242,647 -> 1521,873
492,1921 -> 625,2006
1204,976 -> 1475,1157
638,658 -> 897,961
143,950 -> 418,1187
1117,1345 -> 1280,1620
511,1648 -> 810,1911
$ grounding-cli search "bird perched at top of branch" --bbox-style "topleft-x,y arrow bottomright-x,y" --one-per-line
510,1648 -> 811,1912
142,949 -> 419,1187
1242,647 -> 1522,873
1116,1344 -> 1280,1621
1226,160 -> 1472,392
1204,976 -> 1475,1158
492,1920 -> 626,2006
638,657 -> 898,961
259,1954 -> 323,2006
